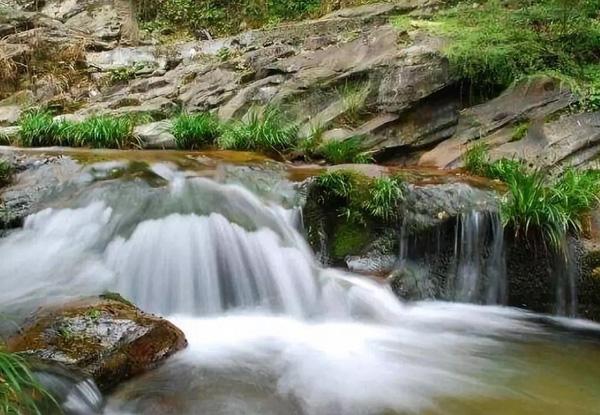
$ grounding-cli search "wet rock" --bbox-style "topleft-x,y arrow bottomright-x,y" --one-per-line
8,296 -> 187,392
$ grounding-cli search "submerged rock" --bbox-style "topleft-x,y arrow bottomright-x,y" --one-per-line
8,295 -> 187,392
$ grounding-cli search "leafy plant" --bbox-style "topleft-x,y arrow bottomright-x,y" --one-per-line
218,106 -> 298,153
172,112 -> 221,149
463,143 -> 524,181
0,348 -> 58,414
108,63 -> 145,84
317,136 -> 374,164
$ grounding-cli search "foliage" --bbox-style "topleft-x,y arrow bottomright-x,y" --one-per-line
172,113 -> 221,149
218,107 -> 298,153
0,348 -> 57,414
0,159 -> 13,187
421,0 -> 600,93
332,222 -> 372,259
59,116 -> 136,149
317,136 -> 374,164
314,170 -> 404,225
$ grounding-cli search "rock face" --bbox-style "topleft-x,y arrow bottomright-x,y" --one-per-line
8,295 -> 187,392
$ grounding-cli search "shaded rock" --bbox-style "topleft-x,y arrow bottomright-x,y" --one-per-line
8,296 -> 187,392
135,120 -> 176,149
64,4 -> 120,41
419,75 -> 576,168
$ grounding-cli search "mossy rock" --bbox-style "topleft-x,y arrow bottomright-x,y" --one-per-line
8,296 -> 187,392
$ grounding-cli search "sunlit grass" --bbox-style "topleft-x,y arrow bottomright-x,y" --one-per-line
172,112 -> 220,149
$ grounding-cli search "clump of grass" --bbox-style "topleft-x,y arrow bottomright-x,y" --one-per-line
364,176 -> 404,222
0,159 -> 13,187
172,112 -> 220,149
511,122 -> 529,142
59,116 -> 135,149
218,107 -> 298,153
317,136 -> 374,164
463,143 -> 523,181
314,170 -> 404,225
0,347 -> 58,414
337,82 -> 370,125
18,109 -> 60,147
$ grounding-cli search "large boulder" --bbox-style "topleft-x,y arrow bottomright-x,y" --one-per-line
8,295 -> 187,391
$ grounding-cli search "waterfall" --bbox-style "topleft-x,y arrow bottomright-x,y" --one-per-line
451,211 -> 507,304
394,210 -> 507,305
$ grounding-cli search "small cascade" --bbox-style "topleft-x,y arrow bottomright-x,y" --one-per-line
394,210 -> 507,305
451,211 -> 507,304
554,238 -> 578,317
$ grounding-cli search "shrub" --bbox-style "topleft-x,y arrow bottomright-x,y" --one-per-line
218,107 -> 298,153
317,136 -> 374,164
172,113 -> 220,149
0,348 -> 57,414
18,109 -> 60,147
59,116 -> 135,149
463,143 -> 523,181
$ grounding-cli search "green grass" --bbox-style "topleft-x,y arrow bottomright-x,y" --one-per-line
511,122 -> 529,142
218,107 -> 298,153
172,112 -> 220,149
407,0 -> 600,97
18,109 -> 61,147
364,176 -> 404,222
317,136 -> 374,164
463,144 -> 600,247
314,170 -> 404,225
337,82 -> 370,125
59,116 -> 136,149
0,348 -> 57,414
0,159 -> 12,187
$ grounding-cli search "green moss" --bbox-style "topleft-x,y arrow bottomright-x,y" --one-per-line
332,222 -> 372,259
100,292 -> 135,308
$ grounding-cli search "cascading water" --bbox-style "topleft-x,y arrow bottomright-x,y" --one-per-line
1,160 -> 600,415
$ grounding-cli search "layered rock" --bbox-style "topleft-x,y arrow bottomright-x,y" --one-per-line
8,295 -> 187,391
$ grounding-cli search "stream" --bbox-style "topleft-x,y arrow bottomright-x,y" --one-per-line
1,153 -> 600,414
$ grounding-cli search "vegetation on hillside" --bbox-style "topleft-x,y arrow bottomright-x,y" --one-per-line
0,159 -> 13,187
137,0 -> 383,37
172,113 -> 220,149
395,0 -> 600,105
463,145 -> 600,248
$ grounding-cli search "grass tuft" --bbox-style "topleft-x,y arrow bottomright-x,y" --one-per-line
18,109 -> 60,147
317,136 -> 374,165
59,116 -> 136,149
218,107 -> 298,153
364,176 -> 404,222
0,348 -> 58,414
172,112 -> 220,149
0,159 -> 13,187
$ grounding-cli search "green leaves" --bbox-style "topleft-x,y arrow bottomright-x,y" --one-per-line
317,136 -> 374,165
